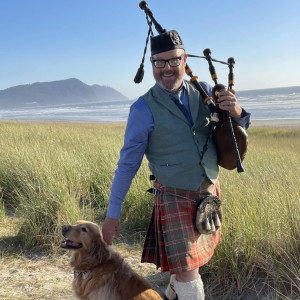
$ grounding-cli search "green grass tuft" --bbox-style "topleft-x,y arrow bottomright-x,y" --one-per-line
0,122 -> 299,298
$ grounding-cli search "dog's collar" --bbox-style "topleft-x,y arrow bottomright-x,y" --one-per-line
74,270 -> 91,280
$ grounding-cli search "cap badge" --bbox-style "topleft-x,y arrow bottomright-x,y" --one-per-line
170,31 -> 182,45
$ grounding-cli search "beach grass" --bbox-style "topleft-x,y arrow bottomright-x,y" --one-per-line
205,127 -> 300,298
0,121 -> 299,299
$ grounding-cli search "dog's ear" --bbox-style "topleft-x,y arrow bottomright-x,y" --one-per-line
90,234 -> 109,264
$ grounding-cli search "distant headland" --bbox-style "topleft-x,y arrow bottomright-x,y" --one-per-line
0,78 -> 129,109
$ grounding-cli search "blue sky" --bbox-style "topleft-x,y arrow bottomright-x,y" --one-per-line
0,0 -> 299,99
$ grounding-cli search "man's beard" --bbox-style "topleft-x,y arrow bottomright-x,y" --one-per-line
153,67 -> 184,93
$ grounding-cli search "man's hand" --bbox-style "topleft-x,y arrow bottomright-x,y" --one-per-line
102,217 -> 120,245
217,90 -> 242,119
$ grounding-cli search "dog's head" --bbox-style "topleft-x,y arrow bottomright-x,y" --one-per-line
60,220 -> 100,250
60,221 -> 110,269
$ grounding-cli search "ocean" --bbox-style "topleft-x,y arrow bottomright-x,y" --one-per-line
0,86 -> 299,122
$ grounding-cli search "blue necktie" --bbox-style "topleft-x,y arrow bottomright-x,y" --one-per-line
170,94 -> 193,126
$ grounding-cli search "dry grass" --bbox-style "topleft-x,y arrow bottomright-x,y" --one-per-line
0,218 -> 167,299
1,255 -> 73,300
0,122 -> 299,299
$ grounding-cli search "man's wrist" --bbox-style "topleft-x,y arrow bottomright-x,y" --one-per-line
232,107 -> 245,119
239,108 -> 247,118
106,203 -> 122,219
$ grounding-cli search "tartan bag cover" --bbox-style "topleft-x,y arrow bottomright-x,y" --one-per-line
141,177 -> 222,274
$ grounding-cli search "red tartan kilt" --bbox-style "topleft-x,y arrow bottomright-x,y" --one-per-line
141,178 -> 222,274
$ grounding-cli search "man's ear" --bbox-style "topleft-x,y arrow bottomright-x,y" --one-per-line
184,53 -> 187,62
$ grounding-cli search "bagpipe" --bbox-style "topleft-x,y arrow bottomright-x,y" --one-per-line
134,1 -> 248,172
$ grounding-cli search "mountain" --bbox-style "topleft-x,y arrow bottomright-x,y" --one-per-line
0,78 -> 129,108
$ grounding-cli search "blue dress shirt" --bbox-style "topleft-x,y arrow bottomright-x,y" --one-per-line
107,82 -> 251,219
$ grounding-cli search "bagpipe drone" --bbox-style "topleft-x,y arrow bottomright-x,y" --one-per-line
134,1 -> 248,172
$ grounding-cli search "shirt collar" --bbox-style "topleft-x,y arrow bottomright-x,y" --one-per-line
155,81 -> 187,99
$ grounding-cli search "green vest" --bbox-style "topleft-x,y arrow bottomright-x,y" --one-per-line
144,81 -> 219,191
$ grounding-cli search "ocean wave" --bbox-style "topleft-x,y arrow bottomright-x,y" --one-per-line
1,87 -> 300,122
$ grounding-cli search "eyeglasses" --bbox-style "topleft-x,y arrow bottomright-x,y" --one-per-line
152,55 -> 184,68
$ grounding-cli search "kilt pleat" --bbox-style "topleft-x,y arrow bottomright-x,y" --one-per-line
141,177 -> 222,274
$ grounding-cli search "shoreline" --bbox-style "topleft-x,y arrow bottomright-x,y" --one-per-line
251,119 -> 300,128
1,118 -> 300,128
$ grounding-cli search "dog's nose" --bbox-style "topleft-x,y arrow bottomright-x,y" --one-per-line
62,225 -> 71,235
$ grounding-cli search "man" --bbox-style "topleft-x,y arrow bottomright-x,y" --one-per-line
102,30 -> 250,300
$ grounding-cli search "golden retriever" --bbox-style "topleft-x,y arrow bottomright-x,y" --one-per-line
60,221 -> 162,300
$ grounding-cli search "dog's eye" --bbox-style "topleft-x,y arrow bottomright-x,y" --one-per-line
81,227 -> 87,232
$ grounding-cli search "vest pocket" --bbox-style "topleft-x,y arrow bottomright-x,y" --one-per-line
159,163 -> 181,167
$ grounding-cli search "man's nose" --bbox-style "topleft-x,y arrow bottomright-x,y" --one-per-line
163,61 -> 172,69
